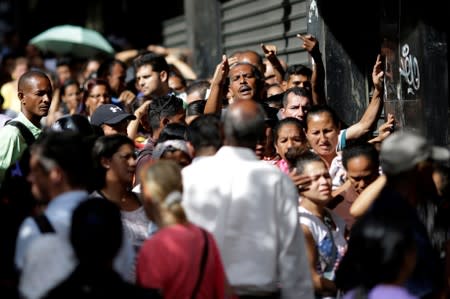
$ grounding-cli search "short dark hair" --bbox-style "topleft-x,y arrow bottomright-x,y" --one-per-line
187,114 -> 222,151
157,122 -> 188,143
305,105 -> 341,131
133,52 -> 169,73
96,58 -> 127,79
284,63 -> 312,81
186,100 -> 206,117
342,142 -> 380,170
147,94 -> 185,131
293,150 -> 324,175
282,86 -> 312,107
185,80 -> 210,100
273,117 -> 306,148
31,131 -> 93,189
91,134 -> 135,188
71,197 -> 123,263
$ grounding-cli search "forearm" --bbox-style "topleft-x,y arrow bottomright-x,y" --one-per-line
165,54 -> 197,80
204,83 -> 223,115
350,175 -> 386,218
127,118 -> 140,140
346,88 -> 382,140
309,44 -> 326,106
115,49 -> 139,63
267,55 -> 285,83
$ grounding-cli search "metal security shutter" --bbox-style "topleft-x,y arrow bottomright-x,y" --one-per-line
162,15 -> 187,50
221,0 -> 310,66
162,0 -> 311,67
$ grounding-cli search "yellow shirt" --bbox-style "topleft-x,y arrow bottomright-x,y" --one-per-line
1,81 -> 21,113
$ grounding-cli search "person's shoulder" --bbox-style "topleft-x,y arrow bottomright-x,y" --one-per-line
0,118 -> 20,135
17,215 -> 38,235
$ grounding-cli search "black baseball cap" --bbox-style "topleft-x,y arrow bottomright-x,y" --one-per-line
90,104 -> 136,126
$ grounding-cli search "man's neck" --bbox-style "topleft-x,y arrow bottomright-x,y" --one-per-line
23,112 -> 42,128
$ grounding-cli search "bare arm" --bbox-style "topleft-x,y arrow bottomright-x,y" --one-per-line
368,113 -> 395,144
127,100 -> 151,140
165,54 -> 197,81
147,45 -> 197,80
350,175 -> 386,218
115,49 -> 139,63
297,34 -> 326,106
346,54 -> 384,141
302,224 -> 337,296
204,55 -> 229,115
261,43 -> 285,83
117,90 -> 137,113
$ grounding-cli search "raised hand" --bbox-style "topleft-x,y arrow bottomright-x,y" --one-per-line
372,54 -> 384,92
261,43 -> 278,57
211,54 -> 229,86
297,34 -> 320,56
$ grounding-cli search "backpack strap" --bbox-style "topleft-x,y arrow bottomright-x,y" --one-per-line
32,214 -> 56,233
6,120 -> 36,147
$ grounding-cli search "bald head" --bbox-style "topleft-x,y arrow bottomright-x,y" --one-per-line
223,100 -> 266,148
18,70 -> 51,92
232,50 -> 265,75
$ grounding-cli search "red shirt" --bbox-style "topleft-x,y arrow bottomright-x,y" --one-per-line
136,223 -> 236,299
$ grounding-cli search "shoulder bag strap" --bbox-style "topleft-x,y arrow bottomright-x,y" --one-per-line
191,227 -> 209,299
6,120 -> 36,146
33,214 -> 56,233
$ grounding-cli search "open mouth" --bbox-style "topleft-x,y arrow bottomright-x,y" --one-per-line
239,86 -> 252,94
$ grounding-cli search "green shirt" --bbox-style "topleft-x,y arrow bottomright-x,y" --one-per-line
0,113 -> 42,185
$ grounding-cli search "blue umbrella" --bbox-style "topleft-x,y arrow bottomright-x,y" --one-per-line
29,24 -> 115,58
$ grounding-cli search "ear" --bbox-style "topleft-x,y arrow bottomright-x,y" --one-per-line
282,80 -> 288,91
160,70 -> 168,83
100,156 -> 111,170
49,167 -> 63,184
18,91 -> 24,103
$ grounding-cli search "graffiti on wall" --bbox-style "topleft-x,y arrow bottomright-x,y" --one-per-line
399,44 -> 420,95
308,0 -> 318,24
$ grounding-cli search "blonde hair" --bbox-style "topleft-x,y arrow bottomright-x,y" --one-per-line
140,160 -> 186,226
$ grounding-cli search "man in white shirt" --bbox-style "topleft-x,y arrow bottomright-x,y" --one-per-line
15,131 -> 136,299
182,100 -> 314,299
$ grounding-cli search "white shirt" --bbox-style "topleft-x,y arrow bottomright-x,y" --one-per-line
298,207 -> 347,284
15,190 -> 136,283
182,146 -> 314,299
15,190 -> 89,270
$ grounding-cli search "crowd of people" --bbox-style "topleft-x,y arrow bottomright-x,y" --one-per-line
0,32 -> 449,299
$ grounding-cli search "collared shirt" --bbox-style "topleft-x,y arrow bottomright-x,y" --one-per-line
0,112 -> 42,184
182,146 -> 314,299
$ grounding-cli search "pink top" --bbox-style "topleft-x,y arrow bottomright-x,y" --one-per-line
275,158 -> 290,174
136,223 -> 235,299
